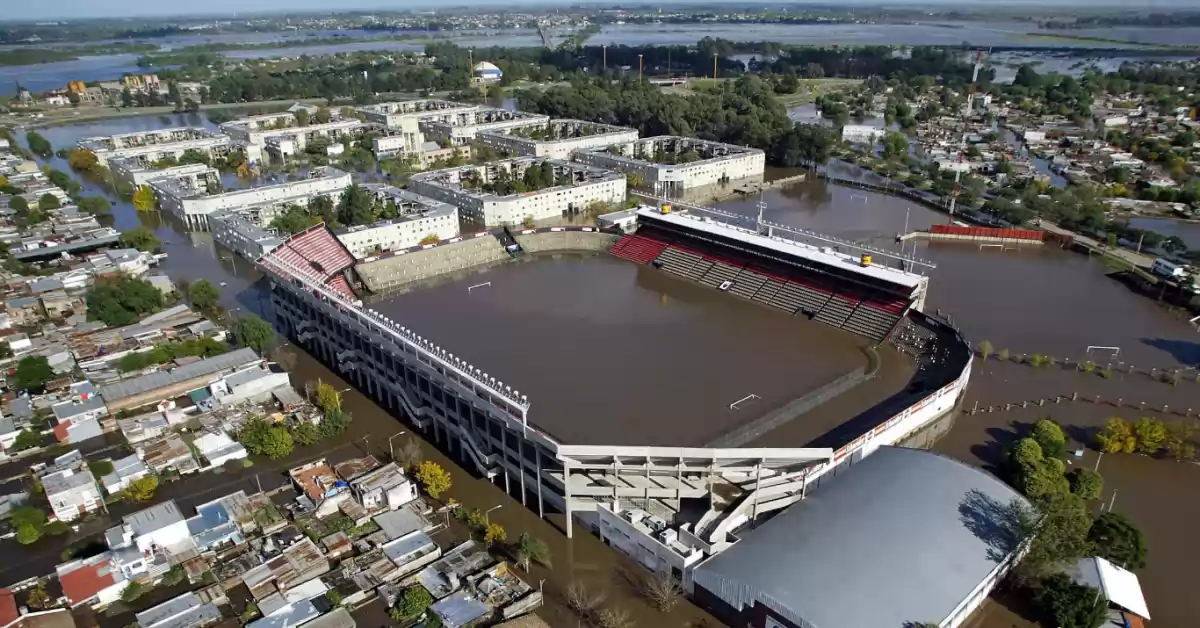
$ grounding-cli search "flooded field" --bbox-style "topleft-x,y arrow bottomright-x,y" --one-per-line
374,253 -> 886,447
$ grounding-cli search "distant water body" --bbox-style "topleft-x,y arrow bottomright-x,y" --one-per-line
3,22 -> 1198,95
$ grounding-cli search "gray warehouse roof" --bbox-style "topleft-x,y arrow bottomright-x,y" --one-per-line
100,347 -> 261,402
692,446 -> 1031,628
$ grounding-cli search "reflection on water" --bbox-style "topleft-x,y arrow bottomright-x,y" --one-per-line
715,179 -> 1200,366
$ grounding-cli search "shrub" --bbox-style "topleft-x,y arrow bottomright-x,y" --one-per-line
1132,417 -> 1167,455
1095,418 -> 1136,454
1066,468 -> 1103,501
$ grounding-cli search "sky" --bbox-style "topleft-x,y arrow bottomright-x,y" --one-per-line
5,0 -> 1198,23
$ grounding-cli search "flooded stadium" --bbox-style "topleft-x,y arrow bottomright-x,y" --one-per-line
371,253 -> 915,448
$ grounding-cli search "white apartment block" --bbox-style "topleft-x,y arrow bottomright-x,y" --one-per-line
210,212 -> 284,260
77,128 -> 233,167
420,108 -> 548,147
408,157 -> 626,227
574,136 -> 765,200
842,124 -> 887,144
476,119 -> 639,160
334,185 -> 460,258
357,100 -> 477,155
220,113 -> 365,163
110,159 -> 218,189
151,166 -> 352,229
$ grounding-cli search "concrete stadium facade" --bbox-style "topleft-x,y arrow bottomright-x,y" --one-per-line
254,215 -> 972,552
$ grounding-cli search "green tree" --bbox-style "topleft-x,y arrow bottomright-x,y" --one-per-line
1032,573 -> 1107,628
11,429 -> 42,451
313,381 -> 343,413
188,279 -> 221,311
391,586 -> 433,621
132,185 -> 157,211
177,148 -> 211,166
515,533 -> 552,570
14,355 -> 55,391
88,459 -> 116,476
67,148 -> 99,172
1012,493 -> 1094,582
1088,512 -> 1147,569
414,461 -> 452,499
336,183 -> 376,227
1032,419 -> 1068,460
77,196 -> 111,214
1066,468 -> 1103,501
976,340 -> 993,359
43,520 -> 70,536
483,522 -> 507,547
8,196 -> 28,213
312,107 -> 332,124
234,313 -> 276,353
294,109 -> 310,126
1163,420 -> 1197,461
25,583 -> 51,610
86,275 -> 165,326
125,476 -> 159,502
260,427 -> 294,459
16,524 -> 42,545
319,408 -> 351,438
1132,417 -> 1167,454
120,582 -> 145,603
38,193 -> 60,210
1006,438 -> 1069,501
26,131 -> 52,158
290,422 -> 320,446
119,226 -> 161,252
881,131 -> 909,161
1095,418 -> 1136,454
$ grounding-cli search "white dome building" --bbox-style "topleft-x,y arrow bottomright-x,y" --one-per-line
473,61 -> 503,83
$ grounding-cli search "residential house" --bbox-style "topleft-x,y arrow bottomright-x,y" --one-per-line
57,553 -> 127,608
100,454 -> 150,495
192,432 -> 247,468
242,539 -> 330,600
348,463 -> 416,513
139,434 -> 197,474
42,465 -> 103,522
135,591 -> 221,628
40,291 -> 85,319
382,531 -> 441,581
187,498 -> 245,553
290,460 -> 352,517
145,275 -> 175,296
50,383 -> 107,443
106,501 -> 192,555
0,417 -> 19,451
4,297 -> 42,326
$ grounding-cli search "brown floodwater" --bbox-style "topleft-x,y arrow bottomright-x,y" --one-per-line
374,254 -> 874,447
9,133 -> 1197,626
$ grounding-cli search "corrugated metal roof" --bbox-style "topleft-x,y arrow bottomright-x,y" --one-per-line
100,347 -> 260,402
692,447 -> 1031,628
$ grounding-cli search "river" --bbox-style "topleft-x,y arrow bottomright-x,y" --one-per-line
5,21 -> 1200,96
9,115 -> 1200,625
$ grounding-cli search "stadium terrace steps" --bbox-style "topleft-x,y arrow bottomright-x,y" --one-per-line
654,247 -> 704,278
614,236 -> 912,343
609,234 -> 668,264
815,294 -> 859,327
698,260 -> 740,288
727,270 -> 767,299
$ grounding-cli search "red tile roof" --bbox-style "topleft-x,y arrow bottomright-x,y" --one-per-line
0,588 -> 18,628
59,558 -> 118,607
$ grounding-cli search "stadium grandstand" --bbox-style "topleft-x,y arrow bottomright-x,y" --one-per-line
259,224 -> 360,303
611,202 -> 932,343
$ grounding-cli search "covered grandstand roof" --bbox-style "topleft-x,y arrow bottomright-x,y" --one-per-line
259,224 -> 358,301
692,446 -> 1029,628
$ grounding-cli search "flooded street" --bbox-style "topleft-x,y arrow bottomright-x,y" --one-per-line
8,115 -> 1200,625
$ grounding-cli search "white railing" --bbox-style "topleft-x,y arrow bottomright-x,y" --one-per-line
261,252 -> 533,425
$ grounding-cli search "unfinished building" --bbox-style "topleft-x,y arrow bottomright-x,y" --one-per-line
476,119 -> 639,160
334,185 -> 461,259
151,166 -> 351,229
407,157 -> 625,227
78,128 -> 233,167
574,136 -> 765,200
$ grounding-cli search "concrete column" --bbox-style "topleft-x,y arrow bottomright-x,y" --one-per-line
519,437 -> 527,508
563,461 -> 573,539
536,447 -> 544,519
751,461 -> 762,522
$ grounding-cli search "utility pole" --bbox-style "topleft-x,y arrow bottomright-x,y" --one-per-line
388,431 -> 407,463
713,53 -> 718,81
638,54 -> 643,82
1107,488 -> 1118,512
602,45 -> 607,73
